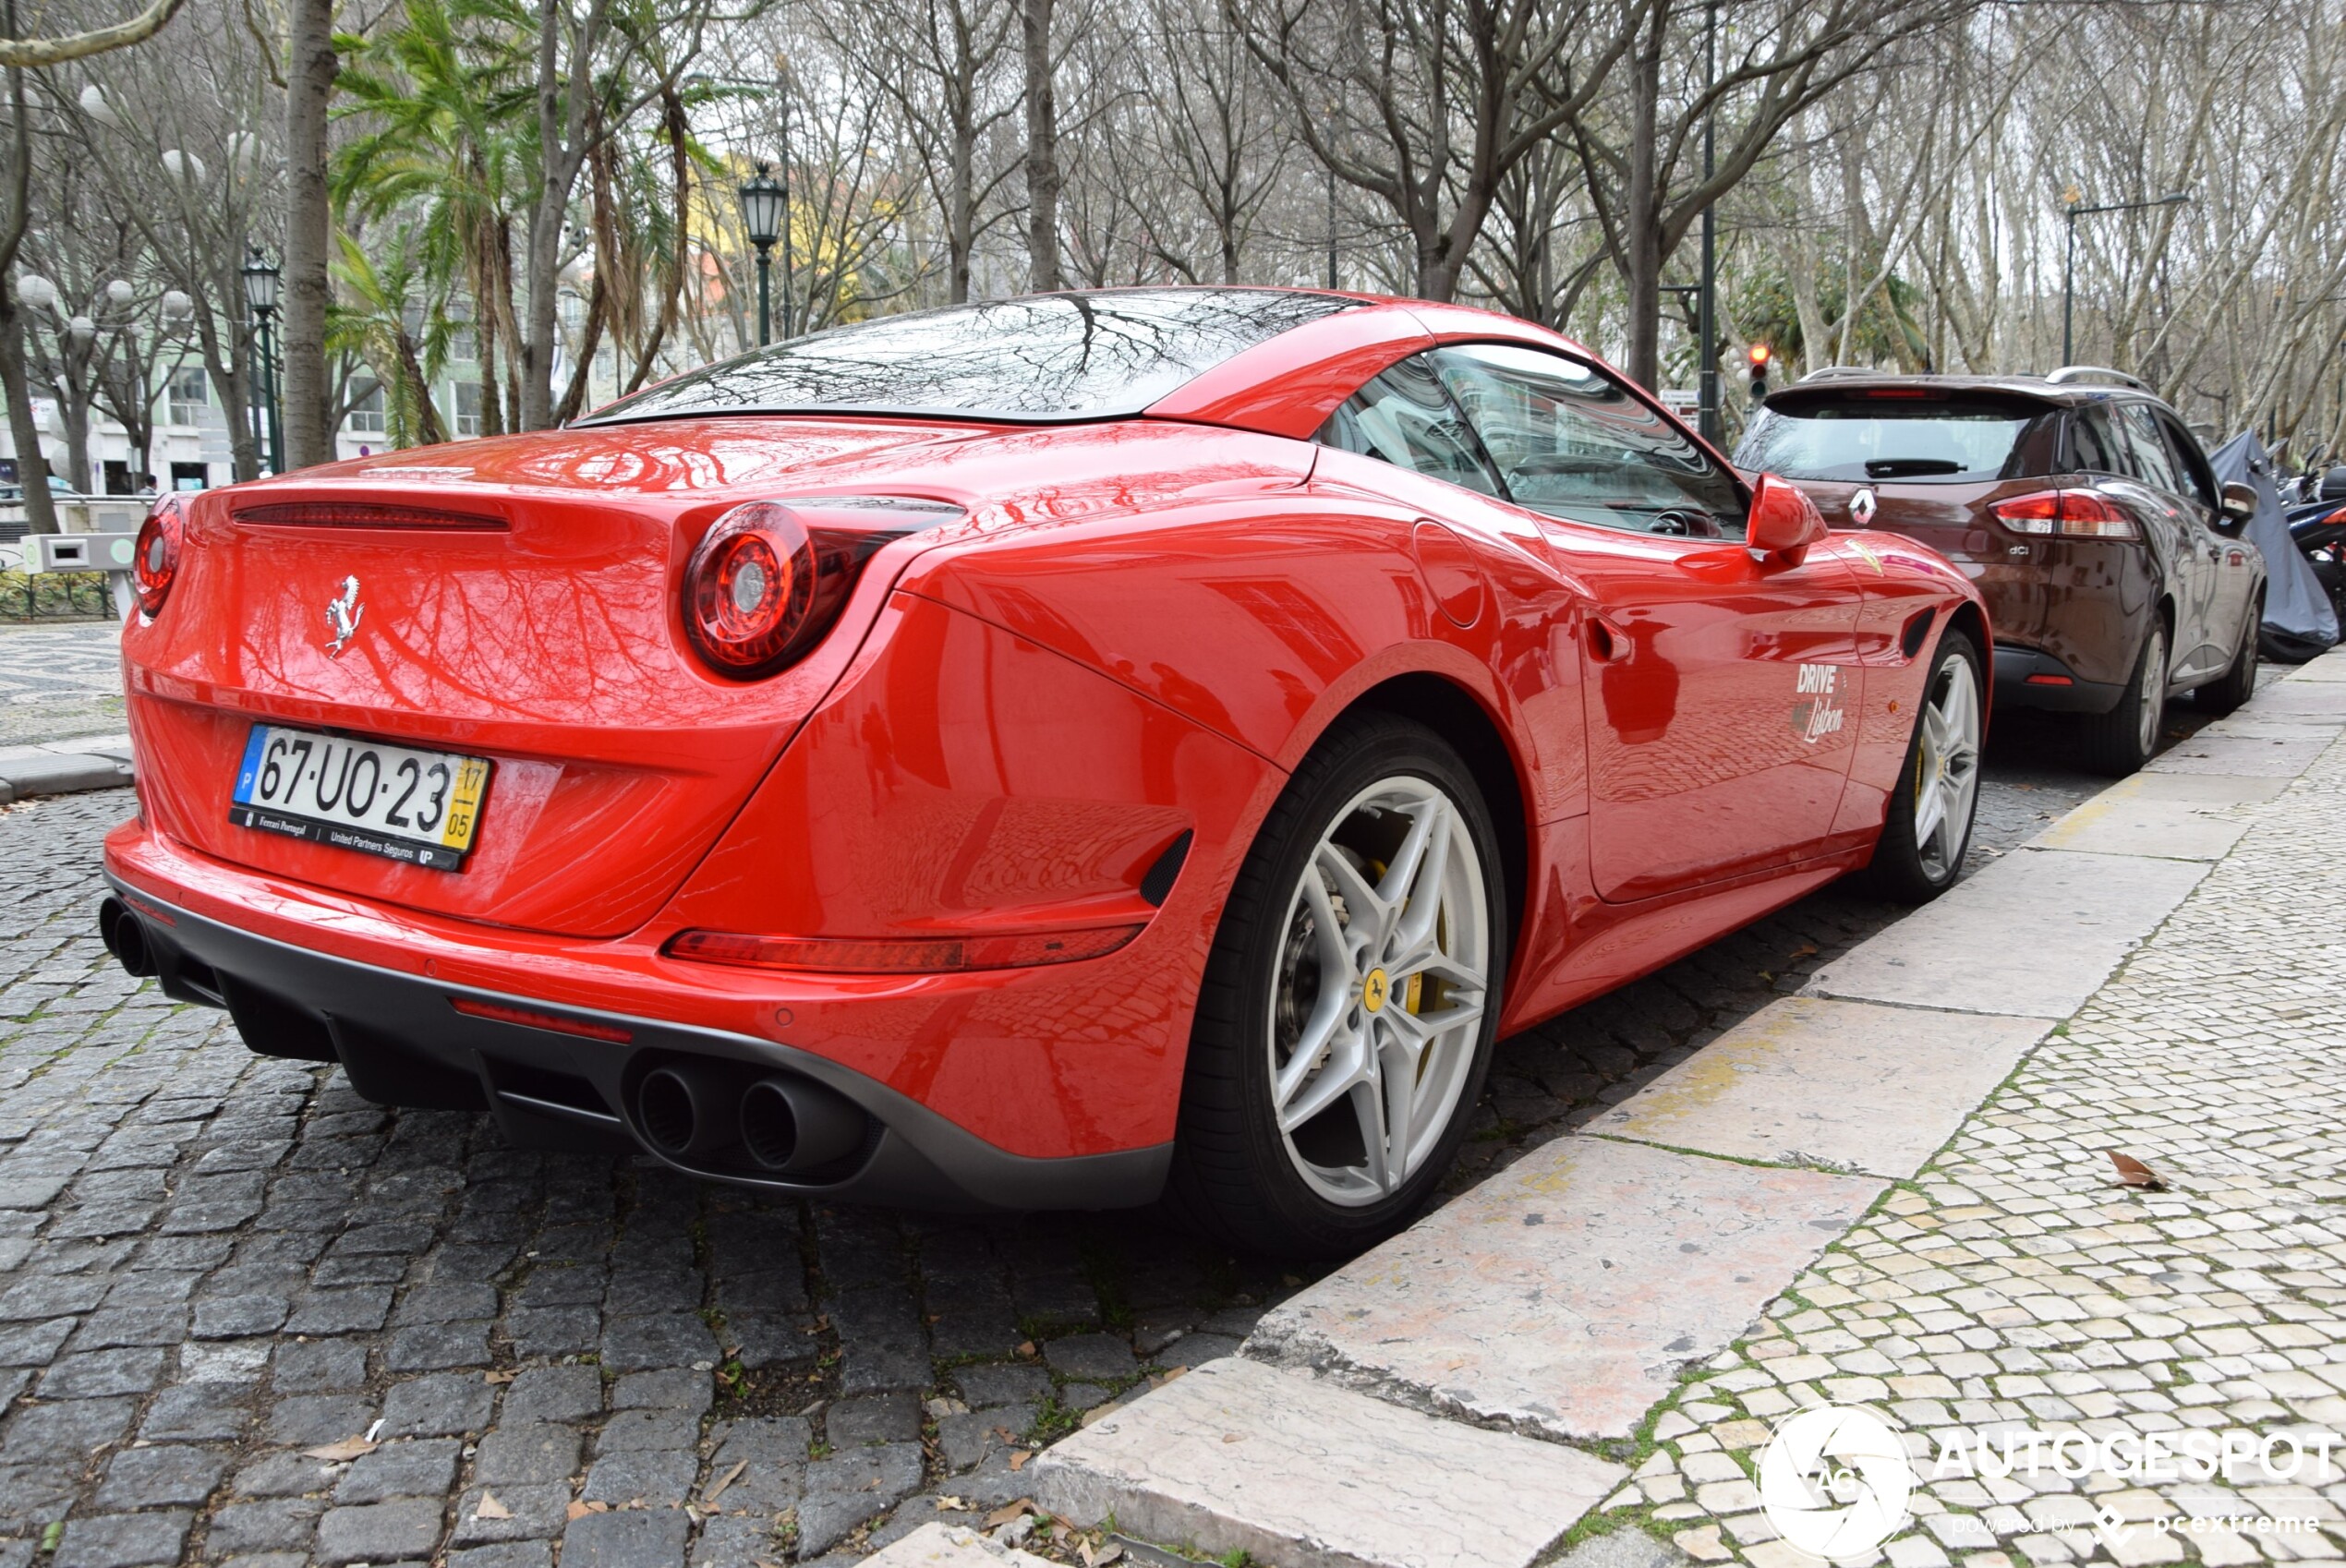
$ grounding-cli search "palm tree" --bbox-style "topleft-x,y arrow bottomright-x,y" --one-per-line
333,0 -> 535,436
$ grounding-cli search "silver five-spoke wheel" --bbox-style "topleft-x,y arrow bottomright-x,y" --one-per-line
1267,778 -> 1489,1206
1913,653 -> 1982,883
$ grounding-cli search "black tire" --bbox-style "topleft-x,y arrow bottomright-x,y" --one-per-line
1163,714 -> 1506,1260
2195,597 -> 2260,717
1862,628 -> 1985,904
2076,619 -> 2169,778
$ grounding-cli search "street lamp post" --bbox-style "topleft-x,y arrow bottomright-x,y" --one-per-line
737,163 -> 785,349
1696,0 -> 1721,445
242,247 -> 284,475
2061,190 -> 2189,368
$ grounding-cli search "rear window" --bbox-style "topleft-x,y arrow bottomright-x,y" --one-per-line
578,289 -> 1356,426
1735,396 -> 2056,484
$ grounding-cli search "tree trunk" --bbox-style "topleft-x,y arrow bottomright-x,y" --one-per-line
62,389 -> 91,494
949,101 -> 975,303
281,0 -> 338,468
1019,0 -> 1059,292
1623,3 -> 1666,390
0,299 -> 57,533
520,190 -> 560,429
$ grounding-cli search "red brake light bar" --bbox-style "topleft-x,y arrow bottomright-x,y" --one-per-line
1990,489 -> 2139,538
233,501 -> 508,530
665,925 -> 1143,974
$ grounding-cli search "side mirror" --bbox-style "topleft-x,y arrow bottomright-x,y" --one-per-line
1748,473 -> 1828,564
2218,481 -> 2257,529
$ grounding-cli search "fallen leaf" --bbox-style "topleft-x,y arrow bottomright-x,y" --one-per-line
703,1459 -> 748,1505
1008,1449 -> 1031,1472
484,1369 -> 516,1384
474,1493 -> 513,1521
301,1438 -> 376,1462
566,1502 -> 592,1522
1789,942 -> 1819,959
992,1426 -> 1018,1443
2110,1151 -> 2169,1190
588,1501 -> 611,1513
1094,1546 -> 1123,1566
934,1496 -> 969,1512
985,1500 -> 1037,1528
1015,1340 -> 1037,1358
1221,1432 -> 1244,1443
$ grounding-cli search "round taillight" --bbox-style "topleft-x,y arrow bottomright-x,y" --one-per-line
684,501 -> 819,676
133,498 -> 183,619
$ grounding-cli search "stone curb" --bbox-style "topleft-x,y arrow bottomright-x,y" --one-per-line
0,733 -> 134,804
1030,648 -> 2346,1568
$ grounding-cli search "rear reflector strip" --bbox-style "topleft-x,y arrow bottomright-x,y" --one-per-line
665,924 -> 1144,974
234,501 -> 508,531
451,996 -> 634,1043
2025,673 -> 2075,685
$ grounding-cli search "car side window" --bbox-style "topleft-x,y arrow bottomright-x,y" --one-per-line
2154,415 -> 2219,511
1315,356 -> 1504,498
2068,408 -> 2122,476
2113,404 -> 2184,496
1429,342 -> 1746,537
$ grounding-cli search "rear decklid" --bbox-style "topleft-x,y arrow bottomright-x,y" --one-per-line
122,420 -> 977,938
1738,382 -> 2067,642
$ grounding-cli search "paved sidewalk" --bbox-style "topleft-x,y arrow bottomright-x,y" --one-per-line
0,623 -> 125,748
1028,653 -> 2346,1568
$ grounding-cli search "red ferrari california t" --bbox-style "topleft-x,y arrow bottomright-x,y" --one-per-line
103,289 -> 1986,1256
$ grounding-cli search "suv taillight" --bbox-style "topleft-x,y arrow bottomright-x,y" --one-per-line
133,496 -> 185,618
1991,489 -> 2140,539
681,497 -> 962,679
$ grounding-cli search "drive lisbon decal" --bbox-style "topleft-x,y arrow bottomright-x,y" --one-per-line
1792,663 -> 1847,744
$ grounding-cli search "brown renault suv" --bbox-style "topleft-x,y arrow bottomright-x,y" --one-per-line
1737,368 -> 2267,774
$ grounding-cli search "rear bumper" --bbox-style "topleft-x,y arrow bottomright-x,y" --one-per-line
100,872 -> 1171,1213
1991,645 -> 2124,715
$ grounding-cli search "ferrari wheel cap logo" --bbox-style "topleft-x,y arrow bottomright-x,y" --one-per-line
1849,488 -> 1878,526
1362,968 -> 1390,1013
324,575 -> 365,657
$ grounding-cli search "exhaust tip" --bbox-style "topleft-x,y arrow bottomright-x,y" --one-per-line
99,898 -> 156,979
740,1076 -> 867,1174
635,1067 -> 698,1158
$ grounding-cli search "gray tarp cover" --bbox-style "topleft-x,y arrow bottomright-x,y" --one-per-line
2211,430 -> 2339,657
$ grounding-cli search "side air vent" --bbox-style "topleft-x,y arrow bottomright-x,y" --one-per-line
1900,609 -> 1935,660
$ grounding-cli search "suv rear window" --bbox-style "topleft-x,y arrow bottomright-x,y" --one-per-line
1735,394 -> 2058,484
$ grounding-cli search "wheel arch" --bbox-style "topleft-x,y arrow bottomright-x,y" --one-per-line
1331,670 -> 1532,977
1943,598 -> 1993,724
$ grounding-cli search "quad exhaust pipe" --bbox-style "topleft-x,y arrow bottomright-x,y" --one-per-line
98,897 -> 157,979
633,1062 -> 868,1176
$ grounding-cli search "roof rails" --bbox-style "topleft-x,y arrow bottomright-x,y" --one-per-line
1797,366 -> 1883,382
2046,365 -> 2152,393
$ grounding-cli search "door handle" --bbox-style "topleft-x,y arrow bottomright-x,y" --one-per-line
1586,614 -> 1632,661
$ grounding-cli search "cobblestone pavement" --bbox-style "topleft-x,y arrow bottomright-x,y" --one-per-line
1604,725 -> 2346,1568
0,624 -> 126,747
0,681 -> 2235,1566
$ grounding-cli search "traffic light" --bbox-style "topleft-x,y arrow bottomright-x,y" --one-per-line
1747,343 -> 1772,403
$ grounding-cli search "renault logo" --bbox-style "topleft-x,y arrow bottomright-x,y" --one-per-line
1849,488 -> 1878,526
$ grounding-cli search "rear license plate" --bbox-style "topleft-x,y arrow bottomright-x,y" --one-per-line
230,725 -> 491,871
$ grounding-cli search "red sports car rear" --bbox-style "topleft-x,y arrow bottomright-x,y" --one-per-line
103,288 -> 1987,1257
